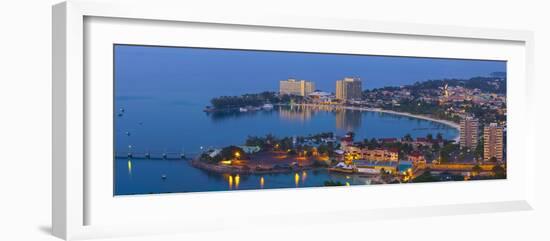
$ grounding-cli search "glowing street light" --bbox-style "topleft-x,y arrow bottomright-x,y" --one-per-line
234,151 -> 241,159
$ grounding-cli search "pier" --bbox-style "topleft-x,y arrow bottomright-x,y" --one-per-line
115,151 -> 198,160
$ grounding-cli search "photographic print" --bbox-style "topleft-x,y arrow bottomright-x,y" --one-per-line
114,44 -> 507,195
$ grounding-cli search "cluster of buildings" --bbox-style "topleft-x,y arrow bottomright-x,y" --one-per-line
332,133 -> 443,174
335,134 -> 402,174
278,76 -> 506,165
362,79 -> 506,125
279,77 -> 363,101
460,116 -> 504,162
439,84 -> 506,107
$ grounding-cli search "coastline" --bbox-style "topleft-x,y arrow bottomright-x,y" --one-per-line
190,159 -> 316,175
291,103 -> 461,142
205,102 -> 461,142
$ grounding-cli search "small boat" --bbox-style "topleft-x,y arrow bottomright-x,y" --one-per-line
239,107 -> 248,112
262,103 -> 274,110
203,106 -> 216,112
161,174 -> 167,180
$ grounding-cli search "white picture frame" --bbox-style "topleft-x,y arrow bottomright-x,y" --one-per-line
52,0 -> 535,240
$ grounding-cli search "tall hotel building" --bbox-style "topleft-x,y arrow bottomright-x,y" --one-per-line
483,123 -> 504,162
459,116 -> 479,148
336,77 -> 362,100
279,78 -> 315,96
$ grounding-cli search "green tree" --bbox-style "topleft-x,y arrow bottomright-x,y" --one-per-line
412,172 -> 438,183
471,164 -> 483,175
317,144 -> 329,155
426,134 -> 433,142
324,180 -> 345,186
492,165 -> 506,179
436,133 -> 443,142
403,133 -> 413,142
474,137 -> 484,159
220,146 -> 247,160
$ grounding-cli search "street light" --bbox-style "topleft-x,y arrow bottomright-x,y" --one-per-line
234,151 -> 241,159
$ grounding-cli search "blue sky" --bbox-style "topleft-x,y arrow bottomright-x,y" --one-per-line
114,44 -> 506,101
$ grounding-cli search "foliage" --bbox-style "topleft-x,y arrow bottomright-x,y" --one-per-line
412,172 -> 438,183
472,164 -> 483,173
210,91 -> 303,109
324,180 -> 345,186
492,164 -> 506,179
220,146 -> 247,160
474,136 -> 484,160
408,77 -> 506,94
439,143 -> 459,163
312,159 -> 329,167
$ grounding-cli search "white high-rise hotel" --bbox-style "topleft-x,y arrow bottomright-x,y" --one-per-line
279,78 -> 315,96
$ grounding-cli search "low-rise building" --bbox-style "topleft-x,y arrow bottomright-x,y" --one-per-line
342,145 -> 399,162
238,146 -> 261,154
408,151 -> 426,164
353,160 -> 399,174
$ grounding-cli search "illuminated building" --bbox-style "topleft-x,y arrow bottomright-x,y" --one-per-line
336,77 -> 362,100
279,78 -> 315,96
460,116 -> 479,148
342,146 -> 399,162
483,123 -> 504,162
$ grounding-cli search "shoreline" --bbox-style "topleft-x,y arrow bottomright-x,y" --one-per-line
204,102 -> 461,142
291,103 -> 461,142
190,159 -> 317,175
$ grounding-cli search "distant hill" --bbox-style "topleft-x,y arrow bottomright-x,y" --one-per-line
366,75 -> 506,94
410,76 -> 506,94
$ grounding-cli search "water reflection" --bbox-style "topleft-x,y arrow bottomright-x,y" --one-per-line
279,105 -> 313,122
206,109 -> 274,122
127,160 -> 132,176
115,158 -> 388,195
206,105 -> 364,133
335,108 -> 362,131
260,176 -> 265,189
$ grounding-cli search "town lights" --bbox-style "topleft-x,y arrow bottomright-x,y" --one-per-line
234,151 -> 240,159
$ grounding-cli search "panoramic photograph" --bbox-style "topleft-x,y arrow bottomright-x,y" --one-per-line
114,44 -> 507,195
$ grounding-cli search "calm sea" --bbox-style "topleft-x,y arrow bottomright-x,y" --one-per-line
114,96 -> 457,195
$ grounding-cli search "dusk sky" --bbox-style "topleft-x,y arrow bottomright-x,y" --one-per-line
114,44 -> 506,102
